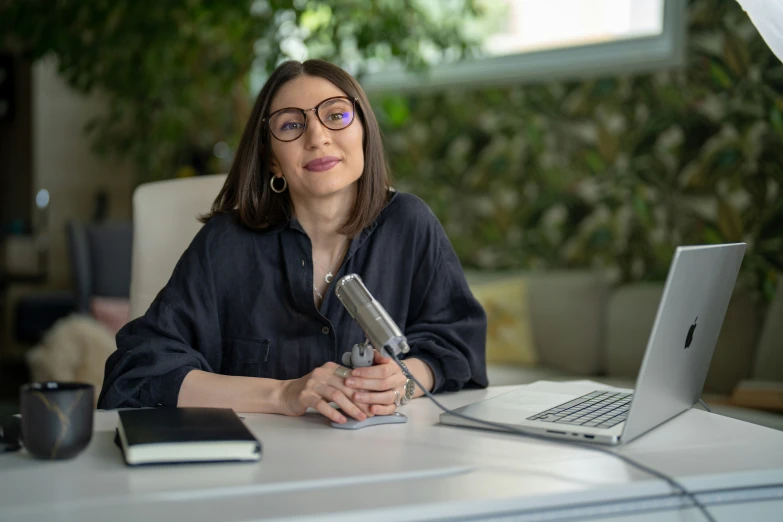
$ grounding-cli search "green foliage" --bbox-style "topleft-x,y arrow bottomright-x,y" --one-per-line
376,0 -> 783,300
0,0 -> 479,181
2,0 -> 780,300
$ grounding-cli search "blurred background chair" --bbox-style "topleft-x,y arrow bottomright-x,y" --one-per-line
67,220 -> 132,333
130,174 -> 227,320
12,219 -> 132,347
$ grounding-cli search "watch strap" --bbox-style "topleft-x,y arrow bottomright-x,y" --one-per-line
398,360 -> 415,404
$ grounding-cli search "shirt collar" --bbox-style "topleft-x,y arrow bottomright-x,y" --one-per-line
283,189 -> 398,247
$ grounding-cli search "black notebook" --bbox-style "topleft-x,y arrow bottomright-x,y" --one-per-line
115,407 -> 262,466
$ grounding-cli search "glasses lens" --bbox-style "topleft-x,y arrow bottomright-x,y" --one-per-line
318,98 -> 355,130
269,109 -> 306,141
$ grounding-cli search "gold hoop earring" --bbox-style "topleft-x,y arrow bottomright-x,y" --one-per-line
270,175 -> 287,193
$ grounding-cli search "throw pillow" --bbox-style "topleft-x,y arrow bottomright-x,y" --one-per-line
470,276 -> 537,366
90,297 -> 130,336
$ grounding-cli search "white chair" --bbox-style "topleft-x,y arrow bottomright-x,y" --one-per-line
129,174 -> 227,320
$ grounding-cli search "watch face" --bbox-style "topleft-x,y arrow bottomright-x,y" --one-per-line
404,378 -> 415,400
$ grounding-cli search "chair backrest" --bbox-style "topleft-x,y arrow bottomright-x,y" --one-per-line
67,220 -> 133,313
129,174 -> 227,320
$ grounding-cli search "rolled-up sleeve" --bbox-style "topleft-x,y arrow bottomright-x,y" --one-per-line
404,217 -> 488,393
98,226 -> 221,409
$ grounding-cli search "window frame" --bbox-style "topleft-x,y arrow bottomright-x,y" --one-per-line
360,0 -> 686,93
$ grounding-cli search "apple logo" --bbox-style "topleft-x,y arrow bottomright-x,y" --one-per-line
685,317 -> 698,349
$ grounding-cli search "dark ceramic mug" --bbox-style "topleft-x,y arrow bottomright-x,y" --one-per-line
20,382 -> 94,460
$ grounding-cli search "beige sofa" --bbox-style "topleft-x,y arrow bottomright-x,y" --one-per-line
466,270 -> 783,430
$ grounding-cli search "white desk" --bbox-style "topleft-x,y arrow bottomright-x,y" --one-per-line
1,386 -> 782,521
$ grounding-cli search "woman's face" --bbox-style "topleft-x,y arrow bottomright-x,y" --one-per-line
267,75 -> 365,203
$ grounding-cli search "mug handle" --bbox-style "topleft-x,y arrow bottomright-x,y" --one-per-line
0,414 -> 22,452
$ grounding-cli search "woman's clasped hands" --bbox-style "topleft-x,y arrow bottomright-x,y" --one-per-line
280,349 -> 406,424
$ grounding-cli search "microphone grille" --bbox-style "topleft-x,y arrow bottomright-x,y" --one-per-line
335,274 -> 372,314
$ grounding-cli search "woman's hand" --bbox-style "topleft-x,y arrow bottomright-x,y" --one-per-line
344,350 -> 407,415
279,362 -> 372,424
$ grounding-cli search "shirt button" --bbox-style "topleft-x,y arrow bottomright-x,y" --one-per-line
321,326 -> 330,335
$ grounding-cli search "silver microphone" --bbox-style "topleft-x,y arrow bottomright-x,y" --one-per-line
335,274 -> 410,358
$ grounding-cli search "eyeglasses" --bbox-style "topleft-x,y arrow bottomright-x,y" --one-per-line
264,96 -> 358,142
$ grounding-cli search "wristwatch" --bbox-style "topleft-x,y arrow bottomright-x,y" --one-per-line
398,360 -> 416,405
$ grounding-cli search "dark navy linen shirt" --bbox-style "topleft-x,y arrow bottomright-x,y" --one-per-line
98,191 -> 488,409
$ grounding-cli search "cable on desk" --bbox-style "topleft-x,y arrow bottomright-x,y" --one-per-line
388,350 -> 717,522
698,399 -> 712,413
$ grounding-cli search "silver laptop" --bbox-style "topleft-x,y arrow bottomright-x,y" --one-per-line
441,243 -> 746,445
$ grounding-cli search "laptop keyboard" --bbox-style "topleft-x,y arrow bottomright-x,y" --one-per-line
527,390 -> 633,429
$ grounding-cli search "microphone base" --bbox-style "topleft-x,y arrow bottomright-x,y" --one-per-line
330,412 -> 408,430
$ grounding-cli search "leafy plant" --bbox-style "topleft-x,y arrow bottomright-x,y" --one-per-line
376,0 -> 783,300
0,0 -> 479,181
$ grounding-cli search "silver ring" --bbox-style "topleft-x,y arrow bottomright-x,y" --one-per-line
392,389 -> 402,407
334,366 -> 351,379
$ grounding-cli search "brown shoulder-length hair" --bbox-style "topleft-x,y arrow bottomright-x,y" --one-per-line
200,60 -> 391,237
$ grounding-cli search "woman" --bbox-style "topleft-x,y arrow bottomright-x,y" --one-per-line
98,60 -> 487,425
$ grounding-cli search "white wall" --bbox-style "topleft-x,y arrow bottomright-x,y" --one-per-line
32,58 -> 135,289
